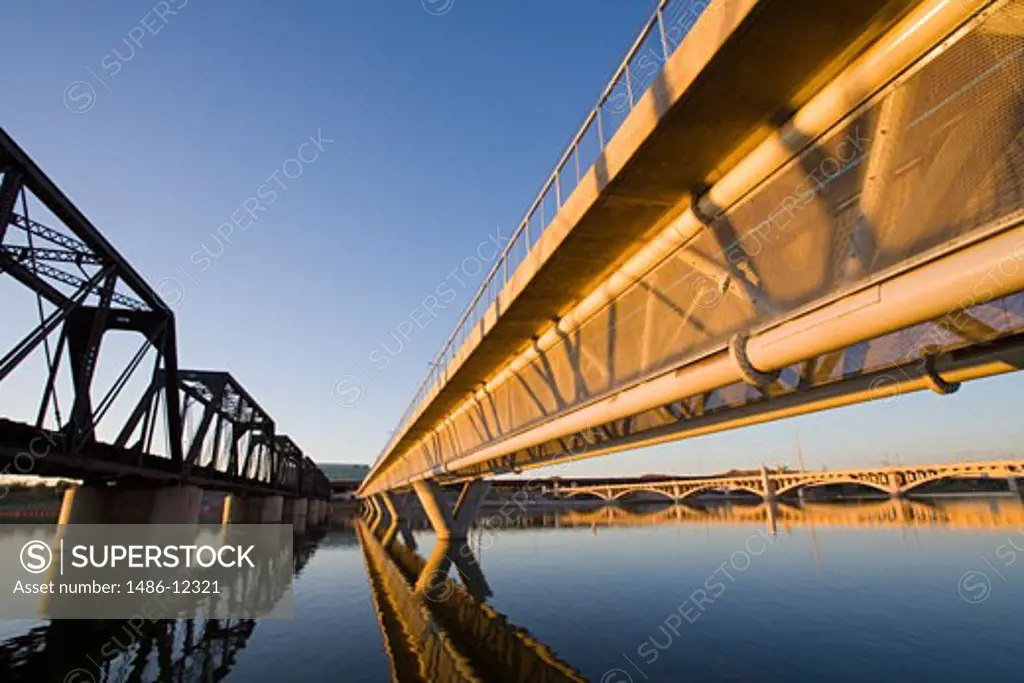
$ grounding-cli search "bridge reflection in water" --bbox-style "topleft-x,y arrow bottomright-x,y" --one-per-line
0,529 -> 325,682
357,521 -> 586,683
547,498 -> 1024,536
358,495 -> 1024,682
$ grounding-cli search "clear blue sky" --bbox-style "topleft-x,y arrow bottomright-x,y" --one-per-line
1,1 -> 1020,477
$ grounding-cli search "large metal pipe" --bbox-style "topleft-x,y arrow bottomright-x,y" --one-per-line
364,0 -> 998,495
468,335 -> 1024,475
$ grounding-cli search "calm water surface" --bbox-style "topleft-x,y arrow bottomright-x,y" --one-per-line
2,498 -> 1023,682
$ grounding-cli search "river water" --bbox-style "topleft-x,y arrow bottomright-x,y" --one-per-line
1,497 -> 1022,682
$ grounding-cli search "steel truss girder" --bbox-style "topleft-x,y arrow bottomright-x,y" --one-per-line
0,129 -> 330,498
0,128 -> 169,310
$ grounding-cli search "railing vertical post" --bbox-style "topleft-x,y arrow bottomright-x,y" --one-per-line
575,145 -> 581,185
555,170 -> 562,208
597,106 -> 605,150
657,6 -> 670,60
625,64 -> 635,108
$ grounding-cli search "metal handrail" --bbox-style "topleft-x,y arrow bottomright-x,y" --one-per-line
378,0 -> 710,459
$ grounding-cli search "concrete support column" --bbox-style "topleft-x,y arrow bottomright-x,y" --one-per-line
398,518 -> 418,551
148,486 -> 203,524
367,497 -> 382,531
760,466 -> 777,504
222,494 -> 248,524
413,479 -> 490,541
310,499 -> 323,526
379,492 -> 403,546
371,495 -> 393,534
413,480 -> 455,538
284,498 -> 308,534
244,496 -> 266,521
58,484 -> 202,524
1009,478 -> 1022,499
318,500 -> 328,524
317,500 -> 328,526
307,500 -> 317,526
58,485 -> 116,524
316,499 -> 327,525
889,473 -> 905,499
260,495 -> 284,523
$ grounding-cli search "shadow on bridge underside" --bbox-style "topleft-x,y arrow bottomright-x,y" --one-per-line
356,521 -> 586,683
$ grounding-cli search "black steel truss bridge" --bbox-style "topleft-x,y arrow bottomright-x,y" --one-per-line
0,128 -> 329,500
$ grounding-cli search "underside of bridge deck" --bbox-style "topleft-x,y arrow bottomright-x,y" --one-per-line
362,0 -> 1024,496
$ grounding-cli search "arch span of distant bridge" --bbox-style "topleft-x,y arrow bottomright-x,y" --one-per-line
553,460 -> 1024,502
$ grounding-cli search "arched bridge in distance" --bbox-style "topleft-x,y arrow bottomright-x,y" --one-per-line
358,0 -> 1024,544
553,460 -> 1024,502
0,130 -> 331,529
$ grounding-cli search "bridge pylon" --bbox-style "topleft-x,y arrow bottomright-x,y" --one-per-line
411,479 -> 491,541
760,466 -> 777,504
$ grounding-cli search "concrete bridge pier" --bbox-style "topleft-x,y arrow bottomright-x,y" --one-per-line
319,500 -> 330,524
322,499 -> 332,525
367,497 -> 386,533
1009,478 -> 1023,499
308,500 -> 320,527
889,474 -> 905,499
760,467 -> 777,504
222,494 -> 249,524
317,499 -> 329,525
414,538 -> 492,602
413,479 -> 491,541
765,498 -> 778,537
398,518 -> 418,551
59,484 -> 203,524
379,492 -> 401,547
284,498 -> 308,534
228,494 -> 284,524
259,495 -> 284,523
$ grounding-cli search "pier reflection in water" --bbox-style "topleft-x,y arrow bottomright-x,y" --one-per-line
0,497 -> 1022,682
0,528 -> 325,682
